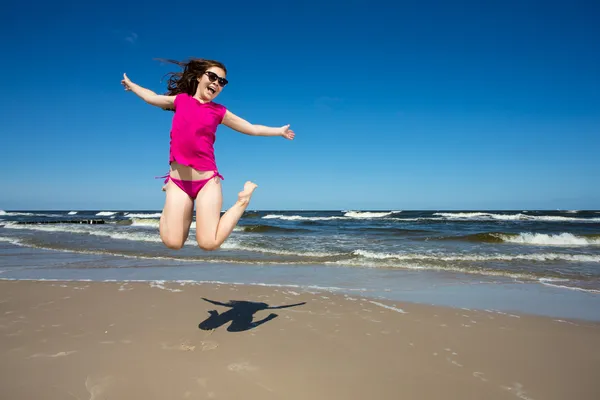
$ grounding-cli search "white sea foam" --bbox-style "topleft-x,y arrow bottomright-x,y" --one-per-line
220,239 -> 342,258
68,211 -> 78,215
353,249 -> 600,262
498,232 -> 600,246
149,280 -> 183,292
3,223 -> 165,243
0,211 -> 35,216
435,212 -> 529,220
96,211 -> 117,216
328,258 -> 569,281
539,278 -> 600,294
531,215 -> 600,222
263,211 -> 404,221
393,217 -> 445,222
343,211 -> 395,218
0,236 -> 22,246
434,212 -> 600,223
263,214 -> 346,221
130,218 -> 161,227
125,213 -> 162,218
97,279 -> 367,294
368,300 -> 406,313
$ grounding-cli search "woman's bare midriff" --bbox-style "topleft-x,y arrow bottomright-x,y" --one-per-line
169,161 -> 216,180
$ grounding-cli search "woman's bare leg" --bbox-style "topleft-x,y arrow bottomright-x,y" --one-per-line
159,179 -> 194,249
195,178 -> 258,251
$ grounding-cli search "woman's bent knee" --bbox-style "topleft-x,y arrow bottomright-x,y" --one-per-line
197,238 -> 220,251
161,235 -> 186,250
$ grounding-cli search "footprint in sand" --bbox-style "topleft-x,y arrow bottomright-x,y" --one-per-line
444,348 -> 463,367
161,340 -> 218,352
227,361 -> 258,372
502,382 -> 534,400
200,341 -> 219,351
28,350 -> 77,359
179,342 -> 196,351
161,342 -> 194,351
85,375 -> 115,400
473,372 -> 488,382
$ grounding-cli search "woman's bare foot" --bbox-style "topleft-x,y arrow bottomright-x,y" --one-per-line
237,181 -> 258,205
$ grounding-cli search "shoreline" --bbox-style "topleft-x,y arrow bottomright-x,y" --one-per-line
1,276 -> 597,323
1,279 -> 599,399
2,258 -> 600,322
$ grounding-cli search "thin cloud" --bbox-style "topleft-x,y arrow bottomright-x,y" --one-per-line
125,32 -> 138,44
315,96 -> 342,112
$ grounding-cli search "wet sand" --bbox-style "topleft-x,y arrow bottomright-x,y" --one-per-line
1,279 -> 599,399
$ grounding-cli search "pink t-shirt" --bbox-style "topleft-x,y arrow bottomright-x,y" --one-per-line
169,93 -> 227,171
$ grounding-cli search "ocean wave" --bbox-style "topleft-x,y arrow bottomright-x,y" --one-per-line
327,258 -> 543,279
539,278 -> 600,294
263,211 -> 402,222
392,217 -> 445,222
68,211 -> 78,215
0,237 -> 345,267
443,232 -> 506,243
96,211 -> 117,216
326,259 -> 600,293
0,211 -> 36,216
3,223 -> 330,254
0,236 -> 23,246
235,224 -> 307,233
125,213 -> 163,218
3,236 -> 599,294
263,214 -> 347,221
343,211 -> 400,218
220,239 -> 343,258
362,227 -> 431,234
352,249 -> 600,263
242,212 -> 261,218
433,212 -> 600,223
3,223 -> 164,243
130,218 -> 161,227
434,212 -> 530,221
498,232 -> 600,246
445,232 -> 600,246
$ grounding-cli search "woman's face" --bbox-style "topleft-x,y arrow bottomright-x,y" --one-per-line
197,67 -> 228,101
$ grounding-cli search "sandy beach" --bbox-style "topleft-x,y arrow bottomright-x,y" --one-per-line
0,279 -> 599,399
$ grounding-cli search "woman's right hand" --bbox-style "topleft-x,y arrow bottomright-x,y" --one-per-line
121,73 -> 133,91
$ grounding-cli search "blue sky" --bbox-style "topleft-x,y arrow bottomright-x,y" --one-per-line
1,0 -> 598,210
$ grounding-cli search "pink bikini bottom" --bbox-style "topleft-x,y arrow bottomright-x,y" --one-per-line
158,171 -> 224,199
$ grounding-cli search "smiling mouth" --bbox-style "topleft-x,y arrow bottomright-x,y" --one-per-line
207,86 -> 216,94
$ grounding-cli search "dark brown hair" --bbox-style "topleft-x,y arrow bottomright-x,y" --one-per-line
156,58 -> 227,96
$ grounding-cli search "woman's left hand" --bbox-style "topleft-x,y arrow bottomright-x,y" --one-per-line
280,124 -> 295,140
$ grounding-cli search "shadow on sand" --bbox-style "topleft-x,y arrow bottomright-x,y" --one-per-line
199,297 -> 306,332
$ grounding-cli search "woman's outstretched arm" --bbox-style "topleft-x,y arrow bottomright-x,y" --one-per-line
222,110 -> 295,140
121,73 -> 175,110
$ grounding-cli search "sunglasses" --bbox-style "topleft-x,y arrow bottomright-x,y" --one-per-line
204,71 -> 228,87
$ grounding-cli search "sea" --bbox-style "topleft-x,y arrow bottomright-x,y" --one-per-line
1,209 -> 600,321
